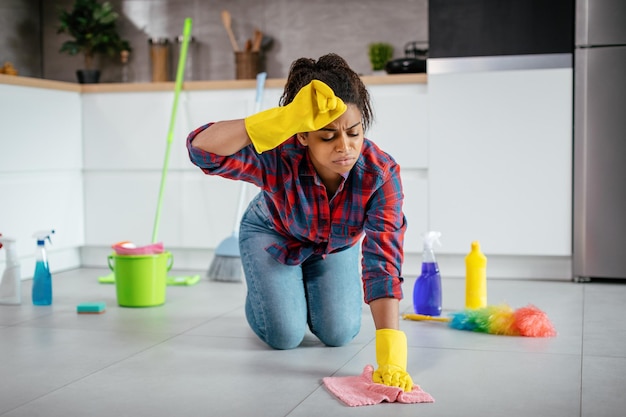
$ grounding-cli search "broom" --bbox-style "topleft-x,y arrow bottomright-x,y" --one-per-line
207,71 -> 267,282
403,303 -> 557,337
99,18 -> 199,286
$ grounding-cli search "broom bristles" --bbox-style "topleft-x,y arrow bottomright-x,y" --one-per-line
207,255 -> 243,282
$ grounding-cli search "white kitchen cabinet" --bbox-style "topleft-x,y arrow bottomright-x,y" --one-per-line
428,68 -> 573,256
0,82 -> 84,276
367,83 -> 429,169
366,83 -> 430,254
81,88 -> 267,248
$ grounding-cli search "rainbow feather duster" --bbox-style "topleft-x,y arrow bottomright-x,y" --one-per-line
403,304 -> 557,337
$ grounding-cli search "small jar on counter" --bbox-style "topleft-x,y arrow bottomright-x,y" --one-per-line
173,35 -> 197,81
148,38 -> 171,82
119,50 -> 135,83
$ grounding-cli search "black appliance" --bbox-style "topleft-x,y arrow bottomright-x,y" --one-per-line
385,41 -> 428,74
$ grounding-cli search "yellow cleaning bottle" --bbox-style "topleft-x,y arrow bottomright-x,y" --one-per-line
465,241 -> 487,309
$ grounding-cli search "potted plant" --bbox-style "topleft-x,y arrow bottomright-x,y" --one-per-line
368,42 -> 394,75
57,0 -> 131,83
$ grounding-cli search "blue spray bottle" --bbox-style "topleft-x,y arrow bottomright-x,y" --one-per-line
413,231 -> 443,316
32,230 -> 55,306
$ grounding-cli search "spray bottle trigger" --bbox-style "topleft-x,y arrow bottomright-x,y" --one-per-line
32,230 -> 55,245
422,231 -> 442,249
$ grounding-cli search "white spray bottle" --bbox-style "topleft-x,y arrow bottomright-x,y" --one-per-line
32,230 -> 55,306
0,235 -> 21,305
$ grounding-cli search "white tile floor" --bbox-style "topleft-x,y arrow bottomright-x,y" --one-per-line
1,267 -> 625,417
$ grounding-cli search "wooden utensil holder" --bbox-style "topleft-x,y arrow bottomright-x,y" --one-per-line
235,51 -> 260,80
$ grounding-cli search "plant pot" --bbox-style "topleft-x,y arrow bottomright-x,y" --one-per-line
76,69 -> 101,84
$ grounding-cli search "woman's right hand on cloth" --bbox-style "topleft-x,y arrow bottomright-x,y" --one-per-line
244,79 -> 347,153
373,329 -> 414,392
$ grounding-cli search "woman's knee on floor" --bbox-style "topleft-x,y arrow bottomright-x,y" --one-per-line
246,309 -> 307,350
312,318 -> 361,347
262,327 -> 306,350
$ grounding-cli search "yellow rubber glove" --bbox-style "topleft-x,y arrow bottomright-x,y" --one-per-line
373,329 -> 414,392
244,79 -> 347,153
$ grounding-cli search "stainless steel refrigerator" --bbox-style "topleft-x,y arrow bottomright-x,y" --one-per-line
573,0 -> 626,281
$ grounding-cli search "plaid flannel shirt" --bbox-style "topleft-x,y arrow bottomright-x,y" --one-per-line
187,124 -> 406,303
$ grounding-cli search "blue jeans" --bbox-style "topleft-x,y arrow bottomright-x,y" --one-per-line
239,193 -> 362,350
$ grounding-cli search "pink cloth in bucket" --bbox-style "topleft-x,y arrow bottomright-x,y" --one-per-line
112,241 -> 164,255
322,365 -> 435,407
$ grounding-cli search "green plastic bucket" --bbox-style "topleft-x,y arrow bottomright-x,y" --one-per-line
107,251 -> 172,307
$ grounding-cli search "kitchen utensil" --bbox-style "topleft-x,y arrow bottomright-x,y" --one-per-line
221,10 -> 239,52
260,34 -> 273,51
252,29 -> 263,52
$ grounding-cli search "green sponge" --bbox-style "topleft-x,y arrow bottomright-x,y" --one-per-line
76,302 -> 107,314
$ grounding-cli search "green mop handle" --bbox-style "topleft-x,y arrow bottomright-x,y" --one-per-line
152,17 -> 193,244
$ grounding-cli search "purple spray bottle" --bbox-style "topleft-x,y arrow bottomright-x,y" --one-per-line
413,231 -> 442,316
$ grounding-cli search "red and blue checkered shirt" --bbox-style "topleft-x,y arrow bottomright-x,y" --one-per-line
187,124 -> 406,303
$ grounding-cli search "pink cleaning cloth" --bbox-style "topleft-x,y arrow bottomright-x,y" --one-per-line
322,365 -> 435,407
112,241 -> 164,255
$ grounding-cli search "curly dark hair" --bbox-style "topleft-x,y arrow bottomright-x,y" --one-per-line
279,53 -> 373,131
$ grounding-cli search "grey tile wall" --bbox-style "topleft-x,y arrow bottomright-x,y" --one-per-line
2,0 -> 428,83
0,0 -> 42,78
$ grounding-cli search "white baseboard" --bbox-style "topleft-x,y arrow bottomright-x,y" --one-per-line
80,246 -> 214,272
79,246 -> 573,281
404,252 -> 572,281
2,247 -> 83,280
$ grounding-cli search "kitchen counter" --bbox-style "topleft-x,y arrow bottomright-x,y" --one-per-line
0,73 -> 427,93
0,73 -> 81,92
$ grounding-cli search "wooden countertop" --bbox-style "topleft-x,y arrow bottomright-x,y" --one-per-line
0,73 -> 427,93
0,73 -> 82,92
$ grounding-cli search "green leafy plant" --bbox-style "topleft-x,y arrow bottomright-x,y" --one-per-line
57,0 -> 131,70
368,42 -> 394,71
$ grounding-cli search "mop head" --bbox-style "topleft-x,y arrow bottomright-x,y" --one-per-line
448,304 -> 557,337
